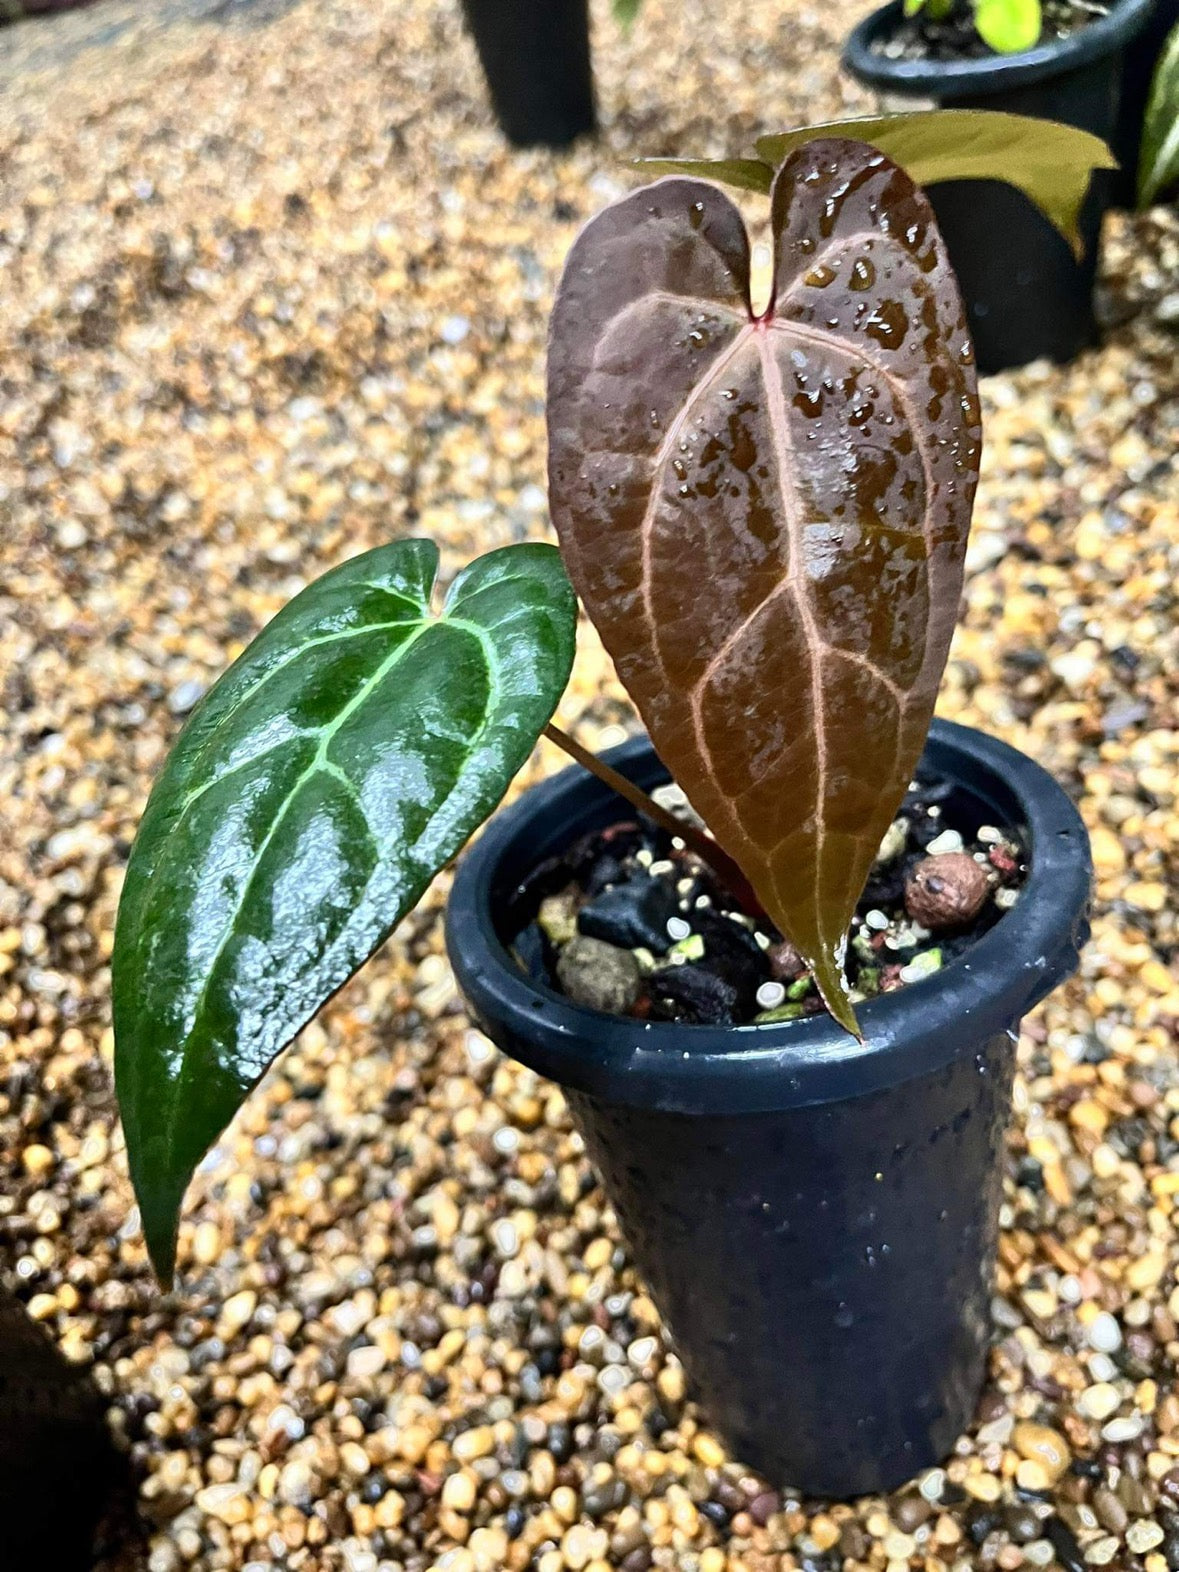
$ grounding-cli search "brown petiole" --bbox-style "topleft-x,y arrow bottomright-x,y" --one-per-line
543,723 -> 766,920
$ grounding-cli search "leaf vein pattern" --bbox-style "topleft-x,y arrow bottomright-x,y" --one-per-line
753,328 -> 829,931
173,617 -> 424,820
162,617 -> 440,1155
638,323 -> 755,684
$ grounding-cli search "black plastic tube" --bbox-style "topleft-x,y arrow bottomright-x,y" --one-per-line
842,0 -> 1154,372
446,720 -> 1092,1496
460,0 -> 596,149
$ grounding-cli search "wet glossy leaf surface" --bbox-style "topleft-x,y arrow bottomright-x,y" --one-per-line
547,140 -> 982,1032
114,540 -> 576,1283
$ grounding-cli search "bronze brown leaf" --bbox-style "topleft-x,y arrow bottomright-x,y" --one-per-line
546,139 -> 982,1034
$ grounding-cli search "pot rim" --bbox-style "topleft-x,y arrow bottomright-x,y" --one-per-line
445,718 -> 1092,1114
842,0 -> 1155,99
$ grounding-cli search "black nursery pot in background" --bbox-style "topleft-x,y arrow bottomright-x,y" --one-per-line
843,0 -> 1154,373
460,0 -> 596,148
446,721 -> 1092,1498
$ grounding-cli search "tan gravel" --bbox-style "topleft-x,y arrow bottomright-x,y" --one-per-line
1,1 -> 1177,1570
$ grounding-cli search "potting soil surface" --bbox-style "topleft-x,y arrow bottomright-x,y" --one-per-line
1,1 -> 1177,1569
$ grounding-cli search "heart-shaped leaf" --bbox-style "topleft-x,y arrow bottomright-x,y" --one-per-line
114,539 -> 576,1284
547,140 -> 982,1033
640,110 -> 1117,259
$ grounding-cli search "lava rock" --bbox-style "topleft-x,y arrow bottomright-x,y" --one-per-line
904,852 -> 989,929
768,937 -> 805,981
648,963 -> 739,1025
578,876 -> 679,952
583,851 -> 629,897
556,937 -> 643,1014
511,923 -> 551,985
690,908 -> 771,1011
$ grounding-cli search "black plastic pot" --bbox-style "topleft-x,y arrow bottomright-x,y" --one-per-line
843,0 -> 1155,372
460,0 -> 596,149
446,720 -> 1091,1497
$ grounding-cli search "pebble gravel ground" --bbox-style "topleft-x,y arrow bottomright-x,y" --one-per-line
0,0 -> 1177,1569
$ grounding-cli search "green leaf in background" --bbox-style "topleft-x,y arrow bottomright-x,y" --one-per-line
612,0 -> 642,28
1138,19 -> 1179,207
640,113 -> 1113,260
756,111 -> 1115,258
633,157 -> 774,194
973,0 -> 1042,53
113,539 -> 576,1285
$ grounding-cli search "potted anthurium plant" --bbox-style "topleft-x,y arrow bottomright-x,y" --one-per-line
842,0 -> 1154,369
113,112 -> 1095,1497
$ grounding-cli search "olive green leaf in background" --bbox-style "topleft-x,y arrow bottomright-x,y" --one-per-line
903,0 -> 955,20
629,156 -> 777,195
113,539 -> 577,1286
1138,19 -> 1179,207
547,141 -> 982,1035
641,110 -> 1117,258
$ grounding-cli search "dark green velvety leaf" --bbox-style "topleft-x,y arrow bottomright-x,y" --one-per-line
114,539 -> 576,1284
634,157 -> 774,195
756,110 -> 1116,257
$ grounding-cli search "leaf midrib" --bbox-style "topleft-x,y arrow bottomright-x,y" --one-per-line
156,610 -> 502,1166
171,616 -> 425,824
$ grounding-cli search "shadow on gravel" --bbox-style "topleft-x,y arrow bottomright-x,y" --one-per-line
0,1281 -> 145,1569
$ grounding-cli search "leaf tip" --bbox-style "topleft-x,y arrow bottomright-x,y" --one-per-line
132,1166 -> 185,1291
810,953 -> 863,1043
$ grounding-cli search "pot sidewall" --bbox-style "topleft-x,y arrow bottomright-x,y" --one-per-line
445,721 -> 1091,1493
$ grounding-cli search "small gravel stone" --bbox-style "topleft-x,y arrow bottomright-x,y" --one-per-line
1012,1422 -> 1071,1483
1092,1488 -> 1128,1534
556,936 -> 643,1014
1088,1313 -> 1123,1352
1078,1381 -> 1121,1419
1126,1520 -> 1165,1553
1101,1414 -> 1144,1442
